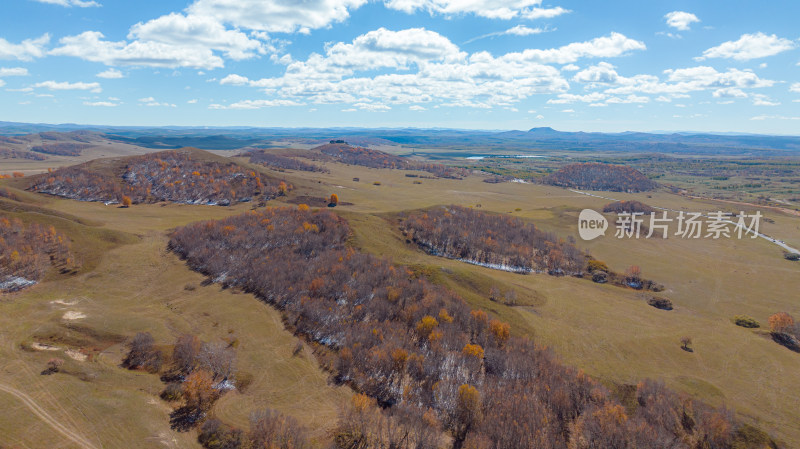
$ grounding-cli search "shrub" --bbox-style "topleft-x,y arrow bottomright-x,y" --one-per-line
733,315 -> 760,328
784,252 -> 800,261
592,271 -> 608,283
768,312 -> 794,334
587,260 -> 609,273
647,297 -> 673,310
161,382 -> 184,402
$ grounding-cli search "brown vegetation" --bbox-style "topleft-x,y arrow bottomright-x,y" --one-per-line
401,206 -> 584,275
0,215 -> 77,290
315,143 -> 468,178
30,143 -> 93,156
30,150 -> 290,206
246,150 -> 329,173
544,163 -> 658,192
168,206 -> 754,449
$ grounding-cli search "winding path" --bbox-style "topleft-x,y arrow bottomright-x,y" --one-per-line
569,189 -> 800,255
0,383 -> 100,449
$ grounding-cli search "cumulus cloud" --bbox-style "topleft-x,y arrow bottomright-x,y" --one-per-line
35,80 -> 101,92
385,0 -> 568,20
697,32 -> 795,61
33,0 -> 100,7
664,11 -> 699,31
129,13 -> 269,60
96,68 -> 123,78
602,66 -> 774,96
0,34 -> 50,61
0,67 -> 29,77
217,30 -> 646,111
790,82 -> 800,93
572,62 -> 619,84
50,31 -> 226,69
188,0 -> 367,33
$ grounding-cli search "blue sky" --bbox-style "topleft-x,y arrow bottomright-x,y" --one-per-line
1,0 -> 798,133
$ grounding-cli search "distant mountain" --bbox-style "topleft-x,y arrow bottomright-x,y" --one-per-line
1,121 -> 799,156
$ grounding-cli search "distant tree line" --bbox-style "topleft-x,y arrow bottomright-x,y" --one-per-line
30,143 -> 93,157
0,148 -> 46,160
30,150 -> 290,206
169,205 -> 756,449
544,163 -> 659,192
245,150 -> 329,173
316,143 -> 468,179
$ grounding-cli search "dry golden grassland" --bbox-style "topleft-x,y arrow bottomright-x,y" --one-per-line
0,150 -> 798,447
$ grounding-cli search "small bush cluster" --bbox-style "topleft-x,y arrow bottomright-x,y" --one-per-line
0,216 -> 77,290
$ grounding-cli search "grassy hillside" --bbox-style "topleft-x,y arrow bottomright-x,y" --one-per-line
0,149 -> 797,447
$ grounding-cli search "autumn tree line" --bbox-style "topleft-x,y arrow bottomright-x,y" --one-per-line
245,150 -> 330,173
316,143 -> 468,179
0,215 -> 77,290
401,206 -> 585,275
30,142 -> 93,157
544,163 -> 659,192
168,205 -> 763,449
30,150 -> 290,206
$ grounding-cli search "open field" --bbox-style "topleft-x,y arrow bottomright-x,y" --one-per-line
0,149 -> 798,447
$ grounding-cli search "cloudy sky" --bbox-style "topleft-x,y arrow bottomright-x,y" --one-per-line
1,0 -> 798,133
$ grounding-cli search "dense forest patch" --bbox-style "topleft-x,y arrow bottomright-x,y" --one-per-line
0,216 -> 77,291
400,205 -> 584,274
544,163 -> 658,192
603,200 -> 656,214
169,205 -> 755,449
0,148 -> 46,160
29,150 -> 289,206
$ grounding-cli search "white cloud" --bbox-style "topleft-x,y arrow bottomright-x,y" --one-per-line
209,99 -> 303,109
35,80 -> 101,92
751,94 -> 779,106
33,0 -> 100,7
188,0 -> 368,33
130,13 -> 269,60
603,66 -> 774,96
138,96 -> 175,107
697,32 -> 795,61
751,115 -> 800,121
790,83 -> 800,93
712,87 -> 747,98
409,105 -> 426,110
464,25 -> 550,44
51,31 -> 225,69
0,34 -> 50,61
0,67 -> 29,77
561,109 -> 574,112
560,64 -> 579,71
220,74 -> 251,85
188,99 -> 198,104
547,92 -> 606,104
0,80 -> 5,87
664,11 -> 699,31
84,101 -> 118,107
501,32 -> 645,65
521,7 -> 569,19
572,62 -> 619,84
606,94 -> 649,104
385,0 -> 569,20
96,68 -> 123,78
